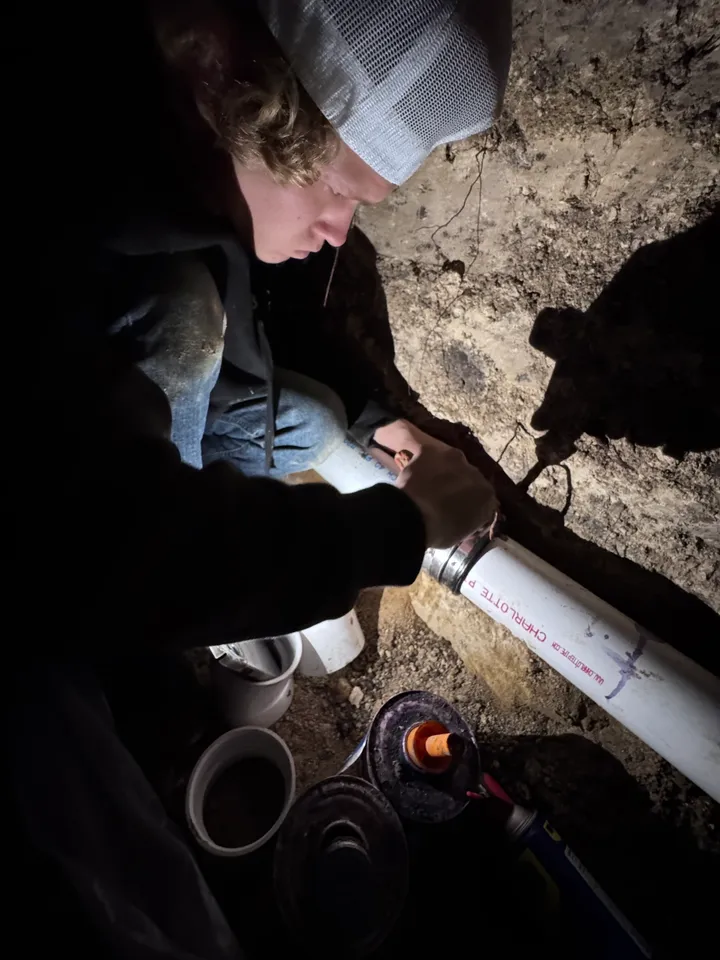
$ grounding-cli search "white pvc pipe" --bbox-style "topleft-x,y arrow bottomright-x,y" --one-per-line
316,438 -> 720,802
460,541 -> 720,802
298,609 -> 366,677
318,436 -> 398,493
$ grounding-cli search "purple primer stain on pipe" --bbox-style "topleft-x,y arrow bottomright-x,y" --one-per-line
604,635 -> 647,700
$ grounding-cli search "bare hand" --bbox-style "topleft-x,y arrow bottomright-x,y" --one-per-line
373,420 -> 499,549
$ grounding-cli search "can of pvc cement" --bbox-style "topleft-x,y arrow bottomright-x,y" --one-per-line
483,774 -> 652,958
362,690 -> 480,823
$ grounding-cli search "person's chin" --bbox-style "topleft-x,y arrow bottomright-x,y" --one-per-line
254,249 -> 310,264
254,242 -> 320,263
255,249 -> 290,264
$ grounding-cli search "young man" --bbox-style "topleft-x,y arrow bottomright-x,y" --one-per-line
30,0 -> 510,649
12,1 -> 511,955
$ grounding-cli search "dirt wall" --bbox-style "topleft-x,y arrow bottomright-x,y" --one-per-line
357,0 -> 719,614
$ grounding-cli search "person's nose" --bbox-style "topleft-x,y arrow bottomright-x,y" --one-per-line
313,200 -> 358,248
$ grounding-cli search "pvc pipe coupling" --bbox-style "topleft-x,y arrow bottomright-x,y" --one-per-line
423,530 -> 491,592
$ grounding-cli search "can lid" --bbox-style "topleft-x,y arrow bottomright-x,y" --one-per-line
274,776 -> 408,957
366,691 -> 480,824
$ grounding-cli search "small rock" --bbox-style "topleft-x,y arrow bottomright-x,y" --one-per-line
348,686 -> 364,708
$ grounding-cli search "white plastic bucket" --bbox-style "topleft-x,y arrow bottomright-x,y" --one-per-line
186,726 -> 296,857
298,609 -> 366,676
210,633 -> 303,728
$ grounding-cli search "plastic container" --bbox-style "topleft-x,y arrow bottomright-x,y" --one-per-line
186,726 -> 296,857
298,610 -> 366,676
210,633 -> 303,727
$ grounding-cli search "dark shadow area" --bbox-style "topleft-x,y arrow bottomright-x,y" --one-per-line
261,223 -> 720,675
108,663 -> 718,959
530,211 -> 720,461
482,732 -> 720,960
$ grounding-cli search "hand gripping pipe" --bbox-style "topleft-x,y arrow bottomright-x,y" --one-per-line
316,437 -> 720,802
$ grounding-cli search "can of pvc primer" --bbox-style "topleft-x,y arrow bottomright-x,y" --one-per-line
273,775 -> 408,957
482,774 -> 652,959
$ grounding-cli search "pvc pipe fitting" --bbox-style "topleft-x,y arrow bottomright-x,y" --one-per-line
298,609 -> 366,676
186,726 -> 296,857
210,633 -> 303,728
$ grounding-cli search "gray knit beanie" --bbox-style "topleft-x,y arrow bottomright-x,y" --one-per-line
256,0 -> 512,184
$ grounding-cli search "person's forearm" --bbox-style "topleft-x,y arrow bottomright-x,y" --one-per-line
44,345 -> 427,655
109,457 -> 427,648
58,435 -> 425,652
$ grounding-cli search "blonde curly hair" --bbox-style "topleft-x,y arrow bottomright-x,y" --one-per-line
154,0 -> 339,186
